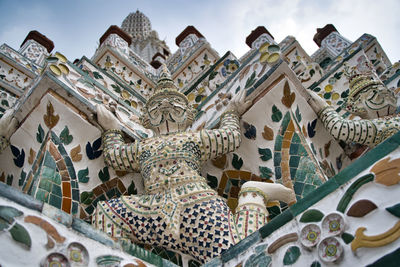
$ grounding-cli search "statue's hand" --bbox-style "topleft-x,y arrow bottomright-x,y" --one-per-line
96,104 -> 120,130
307,91 -> 329,114
0,109 -> 18,139
228,89 -> 252,116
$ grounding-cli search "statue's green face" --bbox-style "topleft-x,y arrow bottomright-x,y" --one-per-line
346,85 -> 397,119
145,94 -> 191,133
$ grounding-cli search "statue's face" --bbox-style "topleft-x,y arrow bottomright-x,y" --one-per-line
346,85 -> 397,119
145,94 -> 190,133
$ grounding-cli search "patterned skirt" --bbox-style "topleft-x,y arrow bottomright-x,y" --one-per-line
93,193 -> 240,263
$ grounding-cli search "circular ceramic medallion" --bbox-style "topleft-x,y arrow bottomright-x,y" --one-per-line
50,65 -> 62,76
332,92 -> 340,100
318,237 -> 343,263
322,213 -> 345,236
267,53 -> 280,64
58,64 -> 70,75
121,90 -> 131,100
187,93 -> 195,102
300,223 -> 321,248
268,44 -> 280,53
130,100 -> 138,108
324,84 -> 333,93
55,52 -> 67,63
67,242 -> 89,266
41,252 -> 71,267
260,52 -> 270,63
259,42 -> 270,53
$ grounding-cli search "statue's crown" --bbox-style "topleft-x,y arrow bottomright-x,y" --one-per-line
344,63 -> 383,98
146,64 -> 188,105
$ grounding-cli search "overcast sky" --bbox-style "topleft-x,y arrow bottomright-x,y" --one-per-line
0,0 -> 399,64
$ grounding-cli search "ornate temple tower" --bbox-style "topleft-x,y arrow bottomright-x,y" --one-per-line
0,7 -> 399,266
121,10 -> 170,65
311,24 -> 352,68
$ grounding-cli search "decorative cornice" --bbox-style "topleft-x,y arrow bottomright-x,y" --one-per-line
20,30 -> 54,53
313,24 -> 338,47
246,26 -> 274,48
175,26 -> 204,46
99,25 -> 132,46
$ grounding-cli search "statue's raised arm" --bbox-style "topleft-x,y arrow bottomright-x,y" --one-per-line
200,89 -> 252,160
96,104 -> 140,172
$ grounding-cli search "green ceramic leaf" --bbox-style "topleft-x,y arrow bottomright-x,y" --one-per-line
9,222 -> 31,248
36,124 -> 44,143
341,232 -> 354,244
59,126 -> 73,145
80,191 -> 94,205
111,84 -> 121,93
258,148 -> 272,161
334,71 -> 343,80
386,203 -> 400,218
299,209 -> 324,223
209,71 -> 218,81
78,168 -> 89,183
341,89 -> 349,99
245,71 -> 256,89
1,99 -> 9,107
0,206 -> 23,224
124,99 -> 131,106
127,181 -> 137,195
244,252 -> 271,267
232,153 -> 243,170
259,166 -> 273,179
206,174 -> 218,189
295,105 -> 302,122
310,261 -> 321,267
283,246 -> 301,265
271,105 -> 282,122
93,71 -> 104,79
6,174 -> 13,186
195,95 -> 204,103
18,169 -> 26,187
98,166 -> 110,182
336,174 -> 374,213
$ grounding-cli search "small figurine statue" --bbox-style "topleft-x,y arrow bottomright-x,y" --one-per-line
307,64 -> 400,147
93,66 -> 295,263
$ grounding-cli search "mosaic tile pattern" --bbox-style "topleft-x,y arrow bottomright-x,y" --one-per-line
274,112 -> 324,201
80,177 -> 127,220
22,131 -> 80,215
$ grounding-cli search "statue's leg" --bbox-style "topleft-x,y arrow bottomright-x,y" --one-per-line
92,197 -> 135,240
92,195 -> 182,252
179,196 -> 238,263
235,181 -> 295,239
